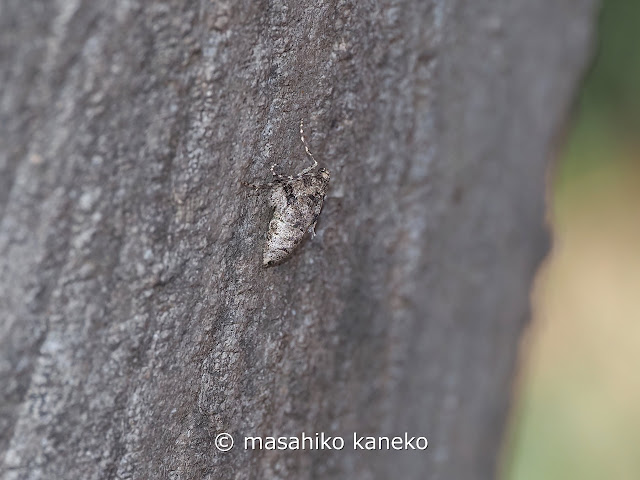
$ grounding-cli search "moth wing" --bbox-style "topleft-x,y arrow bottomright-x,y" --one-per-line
269,183 -> 286,208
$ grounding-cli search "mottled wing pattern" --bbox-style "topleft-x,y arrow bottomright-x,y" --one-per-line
263,169 -> 330,266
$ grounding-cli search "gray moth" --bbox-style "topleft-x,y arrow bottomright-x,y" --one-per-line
245,120 -> 331,267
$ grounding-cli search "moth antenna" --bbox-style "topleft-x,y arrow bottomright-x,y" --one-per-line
298,119 -> 318,176
271,163 -> 288,180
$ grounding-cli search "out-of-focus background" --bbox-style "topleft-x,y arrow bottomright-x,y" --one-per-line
502,1 -> 640,479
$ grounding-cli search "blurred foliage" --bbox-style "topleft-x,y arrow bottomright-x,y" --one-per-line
503,1 -> 640,480
556,0 -> 640,191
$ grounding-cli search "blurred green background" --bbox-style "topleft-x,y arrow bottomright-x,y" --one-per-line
502,1 -> 640,479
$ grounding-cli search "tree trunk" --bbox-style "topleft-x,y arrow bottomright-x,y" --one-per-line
0,1 -> 597,479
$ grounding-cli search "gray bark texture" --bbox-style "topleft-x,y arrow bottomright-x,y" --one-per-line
0,0 -> 597,479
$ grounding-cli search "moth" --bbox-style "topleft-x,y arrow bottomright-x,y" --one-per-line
245,120 -> 331,267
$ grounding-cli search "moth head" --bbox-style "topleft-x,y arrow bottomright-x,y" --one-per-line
318,168 -> 331,180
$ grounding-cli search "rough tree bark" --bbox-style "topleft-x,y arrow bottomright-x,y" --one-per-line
0,1 -> 597,479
